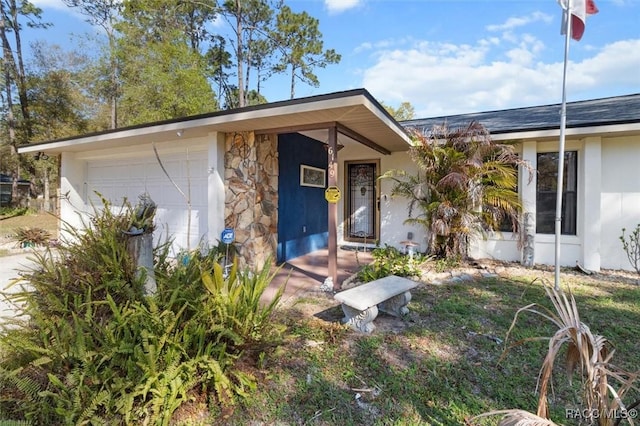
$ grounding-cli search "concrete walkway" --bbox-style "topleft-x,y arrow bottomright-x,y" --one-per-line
0,251 -> 38,321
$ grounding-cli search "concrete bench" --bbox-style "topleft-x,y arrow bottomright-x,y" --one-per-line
334,275 -> 418,333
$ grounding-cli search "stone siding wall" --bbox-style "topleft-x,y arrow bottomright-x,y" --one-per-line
224,132 -> 278,268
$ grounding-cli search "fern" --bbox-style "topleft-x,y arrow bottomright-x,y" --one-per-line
79,389 -> 110,425
0,419 -> 31,426
0,196 -> 286,423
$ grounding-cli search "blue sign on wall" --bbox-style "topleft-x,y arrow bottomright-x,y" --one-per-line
221,228 -> 235,244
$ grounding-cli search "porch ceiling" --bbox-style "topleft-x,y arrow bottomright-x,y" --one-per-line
19,89 -> 412,155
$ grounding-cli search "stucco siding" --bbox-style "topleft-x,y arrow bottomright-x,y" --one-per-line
59,152 -> 88,237
378,151 -> 426,251
601,136 -> 640,270
469,236 -> 521,262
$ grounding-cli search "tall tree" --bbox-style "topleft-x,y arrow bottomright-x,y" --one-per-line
62,0 -> 122,129
0,0 -> 48,199
27,41 -> 93,141
115,0 -> 217,124
176,0 -> 217,52
381,101 -> 416,121
0,0 -> 18,179
7,0 -> 43,137
218,0 -> 276,108
206,34 -> 234,108
382,122 -> 528,259
272,5 -> 340,99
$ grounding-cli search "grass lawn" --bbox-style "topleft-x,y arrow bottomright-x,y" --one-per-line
222,266 -> 640,425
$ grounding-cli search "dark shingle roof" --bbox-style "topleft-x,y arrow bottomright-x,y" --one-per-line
401,93 -> 640,135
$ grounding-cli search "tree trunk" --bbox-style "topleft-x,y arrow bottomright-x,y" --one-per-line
44,167 -> 50,212
235,0 -> 245,107
289,64 -> 295,99
0,1 -> 18,201
108,27 -> 118,129
9,0 -> 31,137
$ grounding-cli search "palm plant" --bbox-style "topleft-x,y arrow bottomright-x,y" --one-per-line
514,284 -> 638,425
470,282 -> 640,425
382,121 -> 526,259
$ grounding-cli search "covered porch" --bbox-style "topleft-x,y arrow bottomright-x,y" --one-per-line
263,247 -> 374,305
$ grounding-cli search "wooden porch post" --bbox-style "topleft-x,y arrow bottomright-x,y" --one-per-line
327,126 -> 339,290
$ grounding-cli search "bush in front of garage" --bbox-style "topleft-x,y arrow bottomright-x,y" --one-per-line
0,198 -> 283,424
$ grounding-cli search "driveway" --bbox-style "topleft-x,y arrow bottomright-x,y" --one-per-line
0,251 -> 37,322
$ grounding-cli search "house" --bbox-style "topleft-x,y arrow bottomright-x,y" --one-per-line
0,174 -> 32,207
17,90 -> 413,287
17,89 -> 640,281
403,93 -> 640,272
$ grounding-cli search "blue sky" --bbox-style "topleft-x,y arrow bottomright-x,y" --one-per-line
29,0 -> 640,118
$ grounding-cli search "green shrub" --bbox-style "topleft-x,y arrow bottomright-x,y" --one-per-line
620,225 -> 640,275
0,198 -> 284,424
0,206 -> 32,218
434,255 -> 461,273
357,244 -> 429,282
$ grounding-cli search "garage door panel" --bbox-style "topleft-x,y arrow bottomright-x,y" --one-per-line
190,180 -> 207,202
160,160 -> 183,178
127,166 -> 149,181
87,152 -> 208,253
87,184 -> 123,206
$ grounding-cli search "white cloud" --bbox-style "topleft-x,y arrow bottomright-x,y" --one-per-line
31,0 -> 68,10
362,38 -> 640,117
486,11 -> 553,33
324,0 -> 361,14
354,37 -> 411,54
354,42 -> 373,53
577,40 -> 640,87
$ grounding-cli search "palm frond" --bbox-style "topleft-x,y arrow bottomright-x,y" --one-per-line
495,281 -> 640,425
470,409 -> 561,425
383,120 -> 529,258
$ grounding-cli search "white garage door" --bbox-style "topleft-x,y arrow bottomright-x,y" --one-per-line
86,152 -> 208,254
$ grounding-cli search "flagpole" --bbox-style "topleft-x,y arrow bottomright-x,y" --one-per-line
554,0 -> 573,290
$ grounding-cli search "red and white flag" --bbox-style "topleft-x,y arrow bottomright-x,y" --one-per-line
559,0 -> 599,41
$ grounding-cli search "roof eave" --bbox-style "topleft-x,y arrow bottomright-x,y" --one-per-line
18,89 -> 412,155
490,122 -> 640,141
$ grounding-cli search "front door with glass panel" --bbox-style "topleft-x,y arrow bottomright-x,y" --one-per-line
345,161 -> 379,243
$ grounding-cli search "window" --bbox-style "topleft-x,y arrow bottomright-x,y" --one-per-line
536,151 -> 577,235
498,161 -> 519,233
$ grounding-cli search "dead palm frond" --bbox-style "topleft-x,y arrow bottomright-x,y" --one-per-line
498,281 -> 640,425
469,409 -> 560,425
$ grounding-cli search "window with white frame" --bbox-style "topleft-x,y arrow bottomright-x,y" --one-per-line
536,151 -> 577,235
